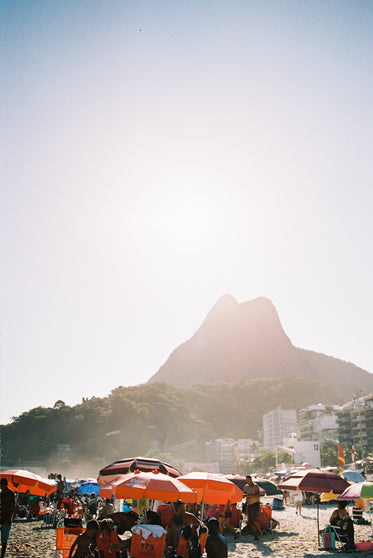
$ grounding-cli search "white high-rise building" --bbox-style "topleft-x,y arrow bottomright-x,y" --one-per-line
263,407 -> 297,450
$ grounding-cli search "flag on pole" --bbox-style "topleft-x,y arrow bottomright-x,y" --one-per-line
351,438 -> 356,466
338,441 -> 345,473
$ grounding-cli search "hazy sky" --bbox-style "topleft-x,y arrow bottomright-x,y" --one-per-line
2,1 -> 373,425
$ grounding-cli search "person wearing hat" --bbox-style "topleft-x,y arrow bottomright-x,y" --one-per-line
205,518 -> 228,558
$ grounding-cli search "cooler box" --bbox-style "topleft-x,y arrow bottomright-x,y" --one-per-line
130,525 -> 166,558
272,497 -> 283,510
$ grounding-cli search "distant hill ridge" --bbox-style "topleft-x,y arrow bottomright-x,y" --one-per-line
148,295 -> 373,400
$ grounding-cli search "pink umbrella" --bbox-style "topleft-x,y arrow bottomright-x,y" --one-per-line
338,481 -> 373,501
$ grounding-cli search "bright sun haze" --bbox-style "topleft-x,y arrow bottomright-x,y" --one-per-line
2,0 -> 373,424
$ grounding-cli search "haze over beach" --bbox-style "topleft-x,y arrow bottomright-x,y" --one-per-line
2,1 -> 373,425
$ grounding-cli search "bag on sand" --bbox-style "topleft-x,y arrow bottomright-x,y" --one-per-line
322,531 -> 335,550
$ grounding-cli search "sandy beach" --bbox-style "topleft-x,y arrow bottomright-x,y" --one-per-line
5,502 -> 373,557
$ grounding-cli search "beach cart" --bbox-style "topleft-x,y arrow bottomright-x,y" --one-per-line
55,518 -> 85,557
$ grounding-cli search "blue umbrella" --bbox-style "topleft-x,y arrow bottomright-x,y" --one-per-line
77,482 -> 100,495
342,470 -> 366,483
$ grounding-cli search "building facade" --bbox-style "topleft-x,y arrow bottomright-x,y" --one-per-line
205,439 -> 238,473
337,393 -> 373,452
297,404 -> 338,442
263,407 -> 297,451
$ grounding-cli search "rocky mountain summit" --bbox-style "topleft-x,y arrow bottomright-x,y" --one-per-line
148,295 -> 373,401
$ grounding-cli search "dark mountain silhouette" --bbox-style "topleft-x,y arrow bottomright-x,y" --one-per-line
148,295 -> 373,400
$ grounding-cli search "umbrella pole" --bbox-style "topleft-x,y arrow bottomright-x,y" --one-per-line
201,485 -> 206,521
317,500 -> 320,547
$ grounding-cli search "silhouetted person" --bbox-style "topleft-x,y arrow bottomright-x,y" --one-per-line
0,478 -> 16,558
56,474 -> 65,509
243,475 -> 261,540
205,518 -> 228,558
68,519 -> 99,557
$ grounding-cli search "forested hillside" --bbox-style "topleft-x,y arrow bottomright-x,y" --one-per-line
1,378 -> 343,474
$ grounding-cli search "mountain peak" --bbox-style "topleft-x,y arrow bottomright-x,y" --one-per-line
147,294 -> 373,399
204,294 -> 238,322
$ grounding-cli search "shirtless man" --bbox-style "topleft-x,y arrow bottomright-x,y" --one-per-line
68,520 -> 99,557
243,475 -> 261,540
166,500 -> 202,551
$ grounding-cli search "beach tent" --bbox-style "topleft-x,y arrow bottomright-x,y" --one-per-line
77,481 -> 100,496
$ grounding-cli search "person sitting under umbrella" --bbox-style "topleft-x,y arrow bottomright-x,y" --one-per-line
166,500 -> 203,553
217,501 -> 238,539
329,501 -> 355,550
320,501 -> 355,551
108,509 -> 140,553
205,518 -> 228,558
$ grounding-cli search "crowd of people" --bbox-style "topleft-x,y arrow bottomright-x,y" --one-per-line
1,471 -> 365,557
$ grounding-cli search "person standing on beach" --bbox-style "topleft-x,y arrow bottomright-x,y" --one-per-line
243,475 -> 262,540
0,478 -> 16,558
294,488 -> 303,516
56,475 -> 65,510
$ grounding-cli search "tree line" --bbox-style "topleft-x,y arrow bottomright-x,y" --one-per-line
1,377 -> 343,473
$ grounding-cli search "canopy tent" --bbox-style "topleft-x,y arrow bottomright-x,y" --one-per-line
77,481 -> 100,496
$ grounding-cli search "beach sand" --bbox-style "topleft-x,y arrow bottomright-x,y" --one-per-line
4,502 -> 373,557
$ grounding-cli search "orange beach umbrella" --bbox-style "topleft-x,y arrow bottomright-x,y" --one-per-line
0,469 -> 56,496
178,472 -> 243,505
99,470 -> 198,503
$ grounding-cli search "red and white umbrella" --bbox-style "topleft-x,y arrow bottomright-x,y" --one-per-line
99,470 -> 198,503
98,456 -> 182,485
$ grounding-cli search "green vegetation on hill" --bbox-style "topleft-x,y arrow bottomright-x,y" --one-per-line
1,378 -> 343,471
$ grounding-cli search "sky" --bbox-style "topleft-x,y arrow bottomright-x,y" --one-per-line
1,0 -> 373,425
